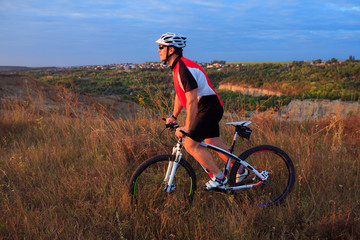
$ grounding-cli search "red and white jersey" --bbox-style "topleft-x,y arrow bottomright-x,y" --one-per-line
171,56 -> 223,110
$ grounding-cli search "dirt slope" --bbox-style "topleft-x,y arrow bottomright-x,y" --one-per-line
0,74 -> 140,118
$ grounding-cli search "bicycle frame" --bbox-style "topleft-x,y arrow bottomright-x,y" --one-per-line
162,128 -> 269,192
199,142 -> 269,190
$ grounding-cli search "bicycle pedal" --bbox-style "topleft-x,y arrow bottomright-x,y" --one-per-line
201,184 -> 228,193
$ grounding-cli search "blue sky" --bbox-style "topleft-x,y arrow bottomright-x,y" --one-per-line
0,0 -> 359,67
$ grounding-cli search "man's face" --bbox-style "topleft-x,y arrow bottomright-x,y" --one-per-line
158,45 -> 168,62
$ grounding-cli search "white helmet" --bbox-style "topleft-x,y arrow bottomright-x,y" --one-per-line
156,32 -> 187,48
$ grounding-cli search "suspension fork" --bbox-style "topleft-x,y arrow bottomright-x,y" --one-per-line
163,139 -> 183,192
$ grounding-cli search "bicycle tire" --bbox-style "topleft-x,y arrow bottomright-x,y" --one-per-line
128,154 -> 197,210
229,145 -> 295,206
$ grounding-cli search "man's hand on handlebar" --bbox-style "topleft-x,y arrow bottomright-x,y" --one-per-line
162,118 -> 178,129
176,127 -> 189,139
165,116 -> 176,125
162,118 -> 188,138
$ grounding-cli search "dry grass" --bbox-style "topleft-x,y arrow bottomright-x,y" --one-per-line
0,80 -> 359,239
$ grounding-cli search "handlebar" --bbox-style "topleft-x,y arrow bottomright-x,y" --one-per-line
162,118 -> 179,129
161,118 -> 190,137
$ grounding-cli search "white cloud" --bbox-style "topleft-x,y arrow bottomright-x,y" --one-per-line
326,3 -> 360,13
339,6 -> 360,12
190,0 -> 225,8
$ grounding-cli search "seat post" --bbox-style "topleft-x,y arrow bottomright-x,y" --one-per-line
223,130 -> 239,175
228,130 -> 239,154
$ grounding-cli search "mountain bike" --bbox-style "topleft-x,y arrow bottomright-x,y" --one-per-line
128,120 -> 295,209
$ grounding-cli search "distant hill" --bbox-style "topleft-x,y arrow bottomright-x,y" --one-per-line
227,61 -> 293,65
0,66 -> 58,73
0,66 -> 31,72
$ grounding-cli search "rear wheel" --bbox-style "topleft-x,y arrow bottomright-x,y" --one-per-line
229,145 -> 295,205
129,154 -> 196,211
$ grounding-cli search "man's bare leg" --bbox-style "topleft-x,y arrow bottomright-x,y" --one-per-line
183,137 -> 222,175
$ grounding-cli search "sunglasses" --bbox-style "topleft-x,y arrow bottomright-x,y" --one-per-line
158,45 -> 167,50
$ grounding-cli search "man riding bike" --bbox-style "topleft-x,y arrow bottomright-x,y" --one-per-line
156,32 -> 248,190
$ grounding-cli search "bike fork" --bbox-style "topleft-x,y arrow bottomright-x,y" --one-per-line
163,142 -> 183,192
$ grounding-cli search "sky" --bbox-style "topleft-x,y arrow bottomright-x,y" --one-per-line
0,0 -> 359,67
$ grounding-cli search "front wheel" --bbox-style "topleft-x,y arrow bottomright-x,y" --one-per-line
128,154 -> 197,211
229,145 -> 295,205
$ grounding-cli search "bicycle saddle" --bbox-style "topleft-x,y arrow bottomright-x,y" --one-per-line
226,121 -> 252,126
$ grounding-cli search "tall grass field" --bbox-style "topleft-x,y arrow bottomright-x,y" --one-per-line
0,77 -> 359,239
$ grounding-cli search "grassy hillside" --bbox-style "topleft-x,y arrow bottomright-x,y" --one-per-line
0,77 -> 359,239
216,61 -> 360,102
22,60 -> 360,115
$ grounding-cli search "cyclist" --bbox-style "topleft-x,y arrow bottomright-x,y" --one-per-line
156,32 -> 248,190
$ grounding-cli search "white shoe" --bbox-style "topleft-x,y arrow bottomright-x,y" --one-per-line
236,168 -> 249,184
204,176 -> 228,191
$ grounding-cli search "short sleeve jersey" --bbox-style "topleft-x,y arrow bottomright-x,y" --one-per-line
171,56 -> 223,110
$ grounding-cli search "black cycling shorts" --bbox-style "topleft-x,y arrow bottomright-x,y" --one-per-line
189,95 -> 224,142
